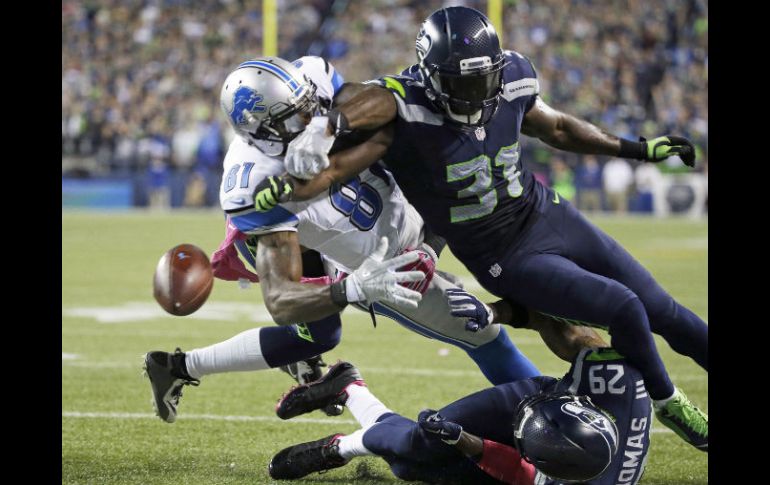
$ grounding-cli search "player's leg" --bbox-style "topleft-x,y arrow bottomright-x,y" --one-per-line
555,199 -> 707,371
369,271 -> 540,384
184,315 -> 341,377
476,252 -> 706,449
481,252 -> 674,401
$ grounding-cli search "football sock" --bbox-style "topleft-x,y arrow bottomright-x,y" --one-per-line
345,383 -> 392,428
184,328 -> 269,378
466,328 -> 540,384
337,429 -> 374,460
260,314 -> 342,367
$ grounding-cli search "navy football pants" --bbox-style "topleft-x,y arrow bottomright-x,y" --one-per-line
461,185 -> 707,399
362,378 -> 551,484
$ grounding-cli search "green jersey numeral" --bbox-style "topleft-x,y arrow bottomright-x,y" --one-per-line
446,143 -> 522,223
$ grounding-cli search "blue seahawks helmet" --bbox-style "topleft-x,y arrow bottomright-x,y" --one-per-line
512,391 -> 619,482
415,6 -> 507,125
220,57 -> 320,156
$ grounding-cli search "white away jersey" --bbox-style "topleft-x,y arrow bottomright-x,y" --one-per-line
219,58 -> 422,273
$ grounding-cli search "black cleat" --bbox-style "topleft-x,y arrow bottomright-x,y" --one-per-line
276,361 -> 364,420
279,355 -> 344,416
143,348 -> 199,423
268,434 -> 348,479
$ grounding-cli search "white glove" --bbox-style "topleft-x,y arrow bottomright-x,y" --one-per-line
345,237 -> 426,309
285,116 -> 335,180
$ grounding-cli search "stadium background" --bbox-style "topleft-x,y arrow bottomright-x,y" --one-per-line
62,1 -> 708,484
62,0 -> 707,214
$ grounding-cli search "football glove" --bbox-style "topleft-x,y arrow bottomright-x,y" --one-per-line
418,409 -> 463,445
642,135 -> 696,167
344,237 -> 426,310
252,175 -> 294,212
285,116 -> 335,180
446,288 -> 493,332
621,135 -> 695,167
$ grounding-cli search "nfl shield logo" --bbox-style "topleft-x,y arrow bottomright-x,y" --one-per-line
489,263 -> 502,277
475,127 -> 486,141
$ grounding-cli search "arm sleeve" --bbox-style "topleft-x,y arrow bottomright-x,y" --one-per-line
476,439 -> 536,485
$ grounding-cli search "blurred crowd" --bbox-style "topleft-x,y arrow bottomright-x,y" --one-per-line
62,0 -> 707,211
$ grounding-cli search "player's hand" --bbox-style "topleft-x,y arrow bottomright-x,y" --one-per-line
446,288 -> 493,332
252,175 -> 294,211
418,409 -> 463,445
346,237 -> 426,309
642,135 -> 696,167
285,116 -> 335,180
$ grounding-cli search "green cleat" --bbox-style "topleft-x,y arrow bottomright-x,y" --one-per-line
655,388 -> 708,452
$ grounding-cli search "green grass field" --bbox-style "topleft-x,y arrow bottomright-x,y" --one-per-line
62,210 -> 707,484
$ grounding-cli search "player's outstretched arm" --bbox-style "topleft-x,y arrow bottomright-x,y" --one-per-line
521,97 -> 695,166
489,299 -> 606,362
290,123 -> 395,201
285,83 -> 397,181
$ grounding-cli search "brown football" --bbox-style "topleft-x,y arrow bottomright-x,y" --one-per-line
153,243 -> 214,316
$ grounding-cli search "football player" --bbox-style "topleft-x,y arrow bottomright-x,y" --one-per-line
143,55 -> 541,424
268,309 -> 651,485
268,6 -> 707,451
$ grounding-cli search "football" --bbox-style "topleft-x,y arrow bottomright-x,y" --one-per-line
153,243 -> 214,316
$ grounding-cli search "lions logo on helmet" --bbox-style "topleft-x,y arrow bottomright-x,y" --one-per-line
229,86 -> 266,126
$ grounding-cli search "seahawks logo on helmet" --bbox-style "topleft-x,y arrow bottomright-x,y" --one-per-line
415,27 -> 432,60
561,401 -> 617,436
229,86 -> 266,126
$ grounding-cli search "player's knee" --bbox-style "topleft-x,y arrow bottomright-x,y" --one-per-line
608,291 -> 646,327
307,315 -> 342,351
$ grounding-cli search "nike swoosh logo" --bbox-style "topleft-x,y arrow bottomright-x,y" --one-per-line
229,198 -> 246,205
552,191 -> 560,204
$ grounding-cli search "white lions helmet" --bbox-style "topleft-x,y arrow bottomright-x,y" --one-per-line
220,57 -> 319,156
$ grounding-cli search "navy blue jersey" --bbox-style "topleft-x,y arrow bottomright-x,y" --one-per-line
377,51 -> 544,260
434,348 -> 651,485
541,348 -> 653,485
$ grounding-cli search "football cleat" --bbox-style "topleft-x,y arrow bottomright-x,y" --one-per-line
655,388 -> 708,452
276,361 -> 364,420
269,434 -> 349,479
279,355 -> 343,416
143,348 -> 199,423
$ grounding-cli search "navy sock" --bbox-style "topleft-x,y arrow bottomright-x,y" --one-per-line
260,314 -> 342,368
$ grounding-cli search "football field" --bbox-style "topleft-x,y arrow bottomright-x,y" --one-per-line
62,210 -> 707,484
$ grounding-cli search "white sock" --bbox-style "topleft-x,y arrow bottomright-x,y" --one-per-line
184,328 -> 269,379
337,428 -> 374,460
345,383 -> 392,429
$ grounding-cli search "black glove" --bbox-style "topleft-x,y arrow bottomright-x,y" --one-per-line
418,409 -> 463,445
252,175 -> 294,211
619,135 -> 696,167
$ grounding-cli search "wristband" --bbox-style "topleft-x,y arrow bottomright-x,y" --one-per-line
327,108 -> 351,137
330,280 -> 348,308
618,138 -> 645,160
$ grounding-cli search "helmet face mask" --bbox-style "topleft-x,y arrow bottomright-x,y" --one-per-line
415,6 -> 507,126
512,391 -> 619,483
220,57 -> 321,156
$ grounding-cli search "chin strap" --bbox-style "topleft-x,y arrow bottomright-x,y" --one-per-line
445,106 -> 483,125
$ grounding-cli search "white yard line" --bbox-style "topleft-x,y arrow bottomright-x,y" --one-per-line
60,360 -> 706,384
61,410 -> 674,433
62,411 -> 356,425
